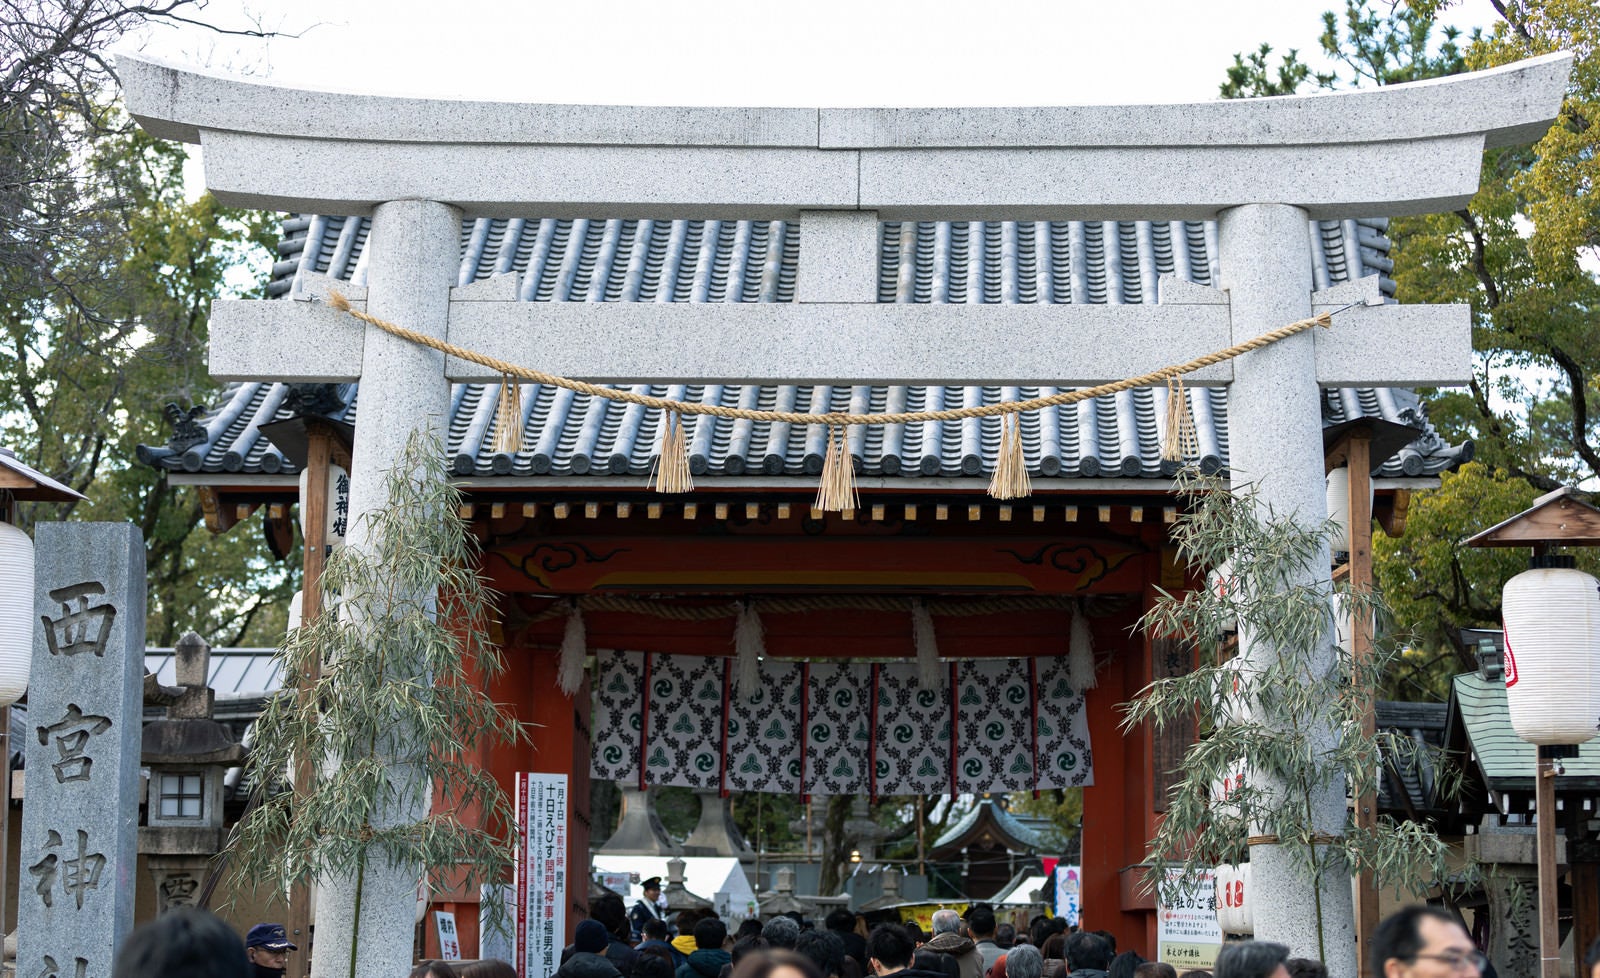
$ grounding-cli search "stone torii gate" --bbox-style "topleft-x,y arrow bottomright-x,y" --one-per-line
122,52 -> 1569,978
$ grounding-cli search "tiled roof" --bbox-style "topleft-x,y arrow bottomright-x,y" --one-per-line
1374,700 -> 1448,815
138,215 -> 1470,482
931,796 -> 1044,854
1449,673 -> 1600,803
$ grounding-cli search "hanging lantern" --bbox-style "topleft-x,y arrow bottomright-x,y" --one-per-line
1501,555 -> 1600,745
1214,863 -> 1253,935
298,463 -> 350,547
1325,466 -> 1373,555
0,521 -> 34,708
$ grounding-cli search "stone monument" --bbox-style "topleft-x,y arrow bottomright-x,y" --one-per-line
21,524 -> 145,978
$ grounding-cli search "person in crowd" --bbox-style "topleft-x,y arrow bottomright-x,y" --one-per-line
111,907 -> 250,978
241,922 -> 297,978
740,920 -> 769,943
1370,906 -> 1485,978
641,919 -> 679,959
1007,946 -> 1045,978
926,908 -> 982,978
967,907 -> 1003,972
637,952 -> 678,978
764,916 -> 802,951
996,926 -> 1017,951
1284,960 -> 1326,978
411,963 -> 459,978
867,923 -> 957,978
732,950 -> 826,978
633,878 -> 668,941
1038,934 -> 1067,978
796,929 -> 852,978
827,909 -> 870,974
1213,941 -> 1290,978
1063,932 -> 1113,978
593,893 -> 640,977
674,912 -> 708,964
678,917 -> 734,978
557,921 -> 625,978
1176,972 -> 1212,978
1107,952 -> 1146,978
1091,934 -> 1116,957
1587,936 -> 1600,978
1133,964 -> 1176,978
456,962 -> 518,978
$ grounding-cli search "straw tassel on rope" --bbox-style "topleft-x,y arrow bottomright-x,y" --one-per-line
558,600 -> 587,696
651,408 -> 693,494
913,600 -> 942,688
988,413 -> 1032,500
493,374 -> 524,454
815,425 -> 858,513
733,600 -> 764,696
1161,375 -> 1200,463
1068,599 -> 1097,691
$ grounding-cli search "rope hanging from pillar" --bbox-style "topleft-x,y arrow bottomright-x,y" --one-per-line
324,290 -> 1350,508
557,600 -> 587,695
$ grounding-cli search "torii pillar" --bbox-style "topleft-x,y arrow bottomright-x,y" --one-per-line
119,50 -> 1571,978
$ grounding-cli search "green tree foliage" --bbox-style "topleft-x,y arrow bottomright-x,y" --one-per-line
1224,0 -> 1600,693
1,3 -> 290,647
1126,475 -> 1450,959
230,432 -> 526,974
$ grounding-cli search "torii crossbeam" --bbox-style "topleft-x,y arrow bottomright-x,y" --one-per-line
121,51 -> 1570,978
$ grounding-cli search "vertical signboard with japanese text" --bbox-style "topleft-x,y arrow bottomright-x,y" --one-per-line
1156,868 -> 1223,971
19,524 -> 145,978
516,773 -> 568,978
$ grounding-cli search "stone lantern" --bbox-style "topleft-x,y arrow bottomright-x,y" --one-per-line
139,631 -> 247,911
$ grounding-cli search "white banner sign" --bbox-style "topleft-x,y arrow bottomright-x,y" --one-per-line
516,773 -> 569,978
1054,865 -> 1081,926
1156,868 -> 1222,971
434,910 -> 462,961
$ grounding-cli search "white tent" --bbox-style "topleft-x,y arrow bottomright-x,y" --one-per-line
591,856 -> 759,923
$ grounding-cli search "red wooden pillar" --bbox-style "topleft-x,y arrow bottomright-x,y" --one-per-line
434,605 -> 593,958
1079,604 -> 1156,956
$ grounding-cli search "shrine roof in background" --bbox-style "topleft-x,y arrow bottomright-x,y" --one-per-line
1446,672 -> 1600,809
138,214 -> 1470,485
930,796 -> 1045,857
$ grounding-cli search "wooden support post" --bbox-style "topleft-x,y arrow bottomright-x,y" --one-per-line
286,422 -> 333,978
1347,431 -> 1380,978
1537,748 -> 1561,978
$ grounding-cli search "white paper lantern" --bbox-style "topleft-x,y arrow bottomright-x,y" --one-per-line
1326,466 -> 1374,554
287,590 -> 303,633
1502,559 -> 1600,745
1215,863 -> 1253,935
298,464 -> 350,547
0,521 -> 34,708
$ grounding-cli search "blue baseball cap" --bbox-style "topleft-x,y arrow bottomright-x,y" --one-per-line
246,923 -> 298,951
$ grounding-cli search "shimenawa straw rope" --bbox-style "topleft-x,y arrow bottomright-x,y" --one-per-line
324,291 -> 1350,504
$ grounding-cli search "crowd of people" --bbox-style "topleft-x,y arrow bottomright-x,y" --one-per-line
100,896 -> 1600,978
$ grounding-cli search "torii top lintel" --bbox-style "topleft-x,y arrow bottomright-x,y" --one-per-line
119,52 -> 1571,223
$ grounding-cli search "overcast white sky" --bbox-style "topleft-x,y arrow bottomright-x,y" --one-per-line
131,0 -> 1498,106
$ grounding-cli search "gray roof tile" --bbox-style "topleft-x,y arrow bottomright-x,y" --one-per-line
139,215 -> 1468,482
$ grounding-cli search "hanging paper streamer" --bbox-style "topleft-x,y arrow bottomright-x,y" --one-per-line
1035,656 -> 1096,789
733,602 -> 764,696
1069,600 -> 1097,691
724,658 -> 804,794
557,601 -> 587,695
913,600 -> 942,689
590,651 -> 644,782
